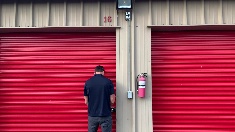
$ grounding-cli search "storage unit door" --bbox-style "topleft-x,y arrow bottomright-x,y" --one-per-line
0,33 -> 116,132
152,31 -> 235,131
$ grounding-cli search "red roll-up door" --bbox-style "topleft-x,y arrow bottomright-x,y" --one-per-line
152,31 -> 235,132
0,33 -> 116,132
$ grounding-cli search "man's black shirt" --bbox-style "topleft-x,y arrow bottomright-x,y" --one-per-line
84,74 -> 115,117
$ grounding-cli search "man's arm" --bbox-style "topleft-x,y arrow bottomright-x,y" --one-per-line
84,82 -> 89,105
84,96 -> 88,105
109,80 -> 115,104
110,94 -> 115,104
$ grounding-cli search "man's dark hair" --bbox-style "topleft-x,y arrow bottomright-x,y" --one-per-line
95,65 -> 105,72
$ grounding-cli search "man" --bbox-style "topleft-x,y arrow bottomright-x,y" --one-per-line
84,65 -> 115,132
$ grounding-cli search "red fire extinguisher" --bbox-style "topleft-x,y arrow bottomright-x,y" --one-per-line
137,73 -> 147,98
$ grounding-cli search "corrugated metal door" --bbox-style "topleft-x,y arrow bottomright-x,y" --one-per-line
0,33 -> 116,132
152,31 -> 235,132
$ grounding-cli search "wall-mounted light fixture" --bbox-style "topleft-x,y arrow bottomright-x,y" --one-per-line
116,0 -> 132,21
116,0 -> 132,10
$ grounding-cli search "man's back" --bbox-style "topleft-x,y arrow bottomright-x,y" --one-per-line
84,74 -> 114,117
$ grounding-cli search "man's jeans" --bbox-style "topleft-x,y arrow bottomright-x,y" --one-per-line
88,116 -> 112,132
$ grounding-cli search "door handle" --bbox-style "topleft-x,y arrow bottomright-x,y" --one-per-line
111,108 -> 116,112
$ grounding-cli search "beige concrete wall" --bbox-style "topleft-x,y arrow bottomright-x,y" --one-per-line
116,3 -> 153,130
134,1 -> 153,132
116,10 -> 134,132
150,0 -> 235,25
1,0 -> 235,27
0,0 -> 117,27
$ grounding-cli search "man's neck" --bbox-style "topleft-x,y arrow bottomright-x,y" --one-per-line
95,72 -> 103,75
